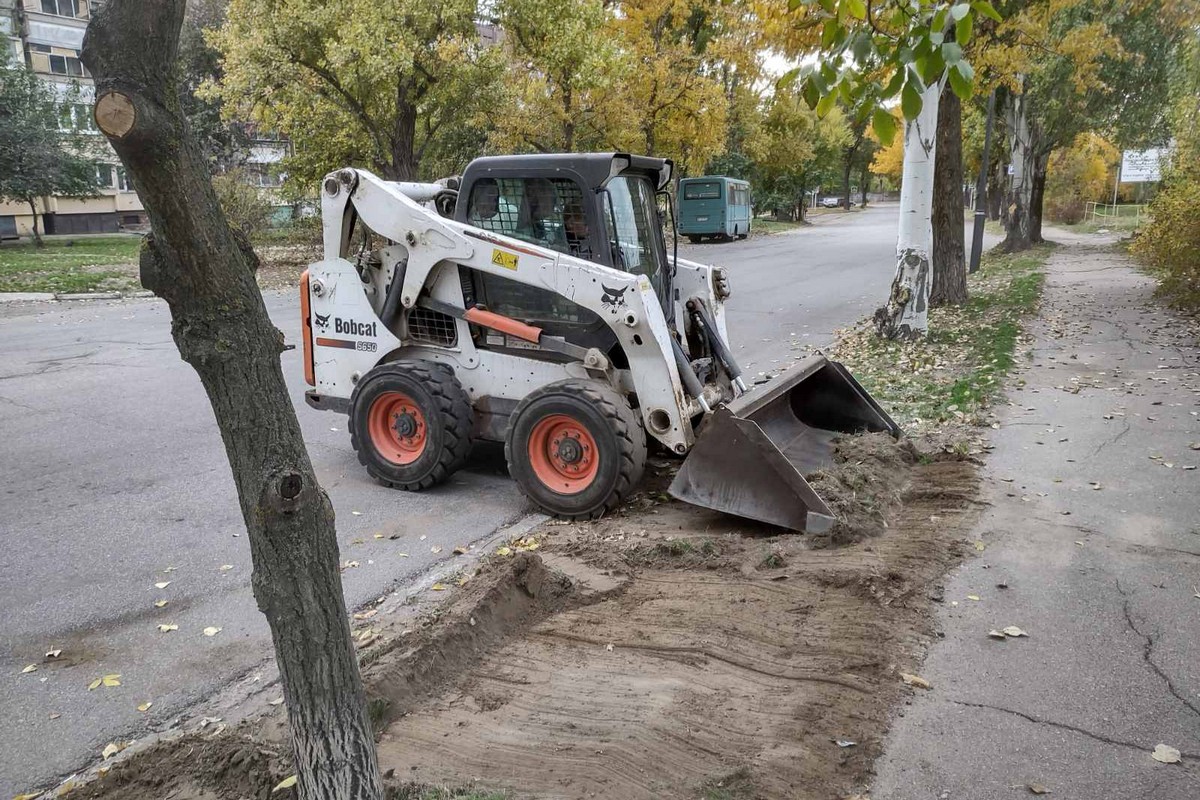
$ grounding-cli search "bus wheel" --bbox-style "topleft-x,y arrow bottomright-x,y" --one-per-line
687,235 -> 702,244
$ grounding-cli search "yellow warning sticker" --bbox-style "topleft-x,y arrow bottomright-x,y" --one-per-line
491,248 -> 518,270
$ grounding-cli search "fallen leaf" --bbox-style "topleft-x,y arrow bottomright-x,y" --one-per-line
137,701 -> 153,712
203,626 -> 222,636
163,566 -> 177,573
431,583 -> 448,591
48,713 -> 60,720
373,534 -> 384,540
269,698 -> 284,706
154,600 -> 169,608
88,677 -> 102,690
457,575 -> 470,586
273,775 -> 298,793
45,649 -> 62,659
967,595 -> 981,601
835,739 -> 857,747
900,673 -> 931,689
102,673 -> 121,687
1151,744 -> 1181,764
430,546 -> 442,554
101,742 -> 123,760
1028,783 -> 1051,794
1090,483 -> 1102,490
350,538 -> 364,545
988,630 -> 1007,640
351,510 -> 362,516
157,624 -> 179,633
13,793 -> 40,800
496,546 -> 512,556
154,581 -> 171,589
1003,626 -> 1028,637
21,664 -> 37,674
453,546 -> 468,555
219,564 -> 233,572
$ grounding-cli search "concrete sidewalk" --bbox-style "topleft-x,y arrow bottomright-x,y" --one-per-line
873,236 -> 1200,799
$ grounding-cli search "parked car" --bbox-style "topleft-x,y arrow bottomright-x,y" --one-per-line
819,197 -> 856,209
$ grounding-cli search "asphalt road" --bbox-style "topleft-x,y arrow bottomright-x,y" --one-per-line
0,204 -> 908,796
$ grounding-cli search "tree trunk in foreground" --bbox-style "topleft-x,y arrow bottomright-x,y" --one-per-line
931,86 -> 966,307
875,80 -> 941,340
80,4 -> 383,799
1001,87 -> 1036,253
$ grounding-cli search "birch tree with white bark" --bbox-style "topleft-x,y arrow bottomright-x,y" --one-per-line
785,0 -> 1002,338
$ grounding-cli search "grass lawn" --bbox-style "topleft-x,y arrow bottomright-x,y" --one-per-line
751,217 -> 803,234
827,243 -> 1053,435
0,235 -> 142,294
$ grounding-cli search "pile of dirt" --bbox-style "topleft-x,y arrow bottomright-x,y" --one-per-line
368,443 -> 980,799
71,733 -> 290,800
69,433 -> 982,800
805,432 -> 920,548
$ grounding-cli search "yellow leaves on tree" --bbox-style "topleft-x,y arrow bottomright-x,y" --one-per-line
202,0 -> 504,183
491,0 -> 733,172
1043,132 -> 1117,223
869,108 -> 905,183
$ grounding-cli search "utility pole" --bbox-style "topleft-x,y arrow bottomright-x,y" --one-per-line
969,90 -> 996,274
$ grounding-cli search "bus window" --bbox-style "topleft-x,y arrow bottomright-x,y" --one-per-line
683,181 -> 721,200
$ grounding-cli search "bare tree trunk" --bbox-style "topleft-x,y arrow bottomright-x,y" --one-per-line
80,4 -> 383,798
379,99 -> 419,181
987,164 -> 1003,220
1030,150 -> 1050,244
26,197 -> 43,247
931,86 -> 966,307
875,80 -> 941,340
1001,87 -> 1036,253
859,165 -> 870,207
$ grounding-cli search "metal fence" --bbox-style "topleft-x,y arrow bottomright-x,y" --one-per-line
1084,202 -> 1146,226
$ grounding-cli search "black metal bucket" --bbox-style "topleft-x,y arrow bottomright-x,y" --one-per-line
669,355 -> 900,532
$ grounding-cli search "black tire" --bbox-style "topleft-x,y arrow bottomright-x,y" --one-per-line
505,380 -> 646,520
738,225 -> 749,240
349,360 -> 473,491
687,235 -> 702,244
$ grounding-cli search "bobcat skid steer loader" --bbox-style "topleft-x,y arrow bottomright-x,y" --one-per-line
300,153 -> 898,532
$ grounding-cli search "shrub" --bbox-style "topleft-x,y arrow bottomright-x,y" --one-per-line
211,169 -> 273,239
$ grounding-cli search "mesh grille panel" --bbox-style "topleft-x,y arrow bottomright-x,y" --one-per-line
408,308 -> 457,347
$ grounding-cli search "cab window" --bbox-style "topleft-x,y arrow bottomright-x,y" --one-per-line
467,177 -> 593,259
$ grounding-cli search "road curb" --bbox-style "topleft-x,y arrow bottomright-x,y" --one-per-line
0,290 -> 154,305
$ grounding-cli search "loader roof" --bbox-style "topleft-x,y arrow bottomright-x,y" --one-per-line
462,152 -> 673,192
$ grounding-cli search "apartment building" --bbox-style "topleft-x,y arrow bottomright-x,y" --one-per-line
0,0 -> 149,237
0,0 -> 288,239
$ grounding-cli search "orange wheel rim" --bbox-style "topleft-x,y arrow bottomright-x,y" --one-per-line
527,414 -> 599,495
368,391 -> 427,465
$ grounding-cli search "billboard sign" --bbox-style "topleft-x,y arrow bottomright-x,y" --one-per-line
1120,149 -> 1165,183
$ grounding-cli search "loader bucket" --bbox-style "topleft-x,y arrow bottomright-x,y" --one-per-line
669,355 -> 900,533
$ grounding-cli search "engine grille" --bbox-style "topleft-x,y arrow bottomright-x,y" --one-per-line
407,307 -> 458,347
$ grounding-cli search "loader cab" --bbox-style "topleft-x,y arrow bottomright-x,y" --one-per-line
455,153 -> 674,350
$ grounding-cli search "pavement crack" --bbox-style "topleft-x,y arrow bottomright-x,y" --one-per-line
949,700 -> 1200,757
1091,416 -> 1131,457
1117,580 -> 1200,719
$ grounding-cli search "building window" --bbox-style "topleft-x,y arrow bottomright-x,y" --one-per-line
40,0 -> 79,18
116,167 -> 132,192
30,44 -> 52,53
48,54 -> 85,76
94,164 -> 113,188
